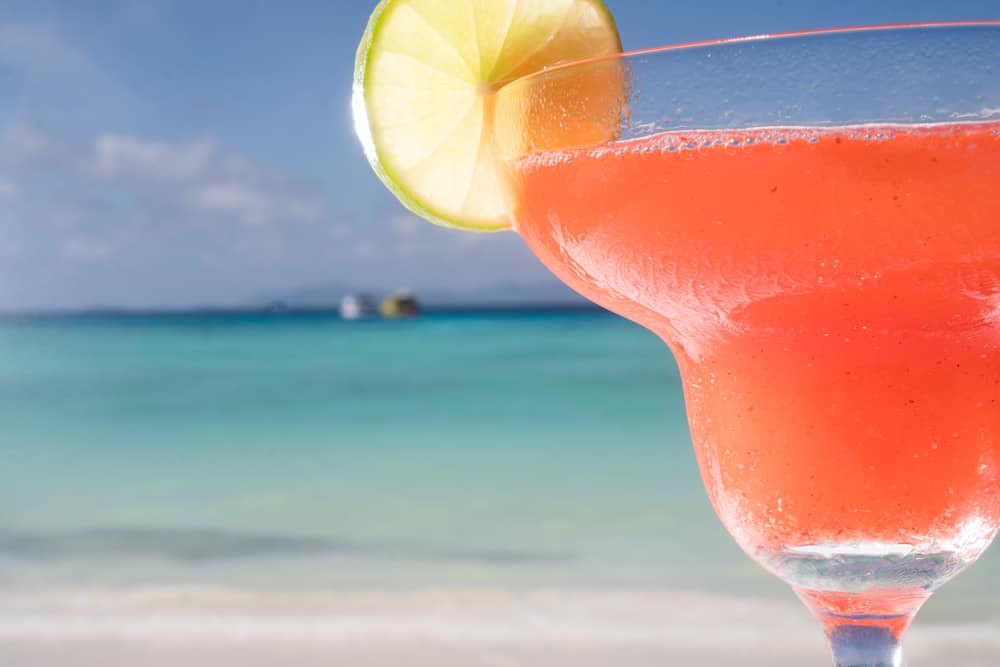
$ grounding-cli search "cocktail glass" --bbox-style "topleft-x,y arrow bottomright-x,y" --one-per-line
494,22 -> 1000,667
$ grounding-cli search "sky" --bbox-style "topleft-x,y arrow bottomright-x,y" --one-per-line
0,0 -> 998,310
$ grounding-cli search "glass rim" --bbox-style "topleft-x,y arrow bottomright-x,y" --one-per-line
494,20 -> 1000,146
499,20 -> 1000,91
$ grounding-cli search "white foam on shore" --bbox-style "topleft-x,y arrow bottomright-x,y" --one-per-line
0,588 -> 798,645
0,587 -> 997,654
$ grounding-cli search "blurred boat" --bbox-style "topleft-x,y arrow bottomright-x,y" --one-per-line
339,294 -> 377,320
379,289 -> 421,319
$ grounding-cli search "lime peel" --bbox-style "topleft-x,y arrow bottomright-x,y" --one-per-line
353,0 -> 622,231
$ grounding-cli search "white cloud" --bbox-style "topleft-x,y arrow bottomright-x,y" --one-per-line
0,123 -> 56,162
61,236 -> 115,262
45,210 -> 82,229
390,214 -> 421,238
188,183 -> 323,226
386,214 -> 499,258
353,241 -> 377,259
0,239 -> 21,259
233,229 -> 285,265
0,123 -> 326,227
328,223 -> 352,240
0,18 -> 94,74
92,133 -> 215,183
0,17 -> 143,120
0,177 -> 17,199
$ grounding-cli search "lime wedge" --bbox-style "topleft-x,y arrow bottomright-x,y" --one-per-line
353,0 -> 622,231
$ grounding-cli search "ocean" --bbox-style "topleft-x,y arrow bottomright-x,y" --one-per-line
0,309 -> 998,622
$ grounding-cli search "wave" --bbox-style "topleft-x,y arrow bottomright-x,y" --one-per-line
0,587 -> 996,659
0,528 -> 573,565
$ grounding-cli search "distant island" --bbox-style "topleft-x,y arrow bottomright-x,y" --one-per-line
0,279 -> 603,318
253,279 -> 593,311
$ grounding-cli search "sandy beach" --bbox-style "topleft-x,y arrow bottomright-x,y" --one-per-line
1,589 -> 998,666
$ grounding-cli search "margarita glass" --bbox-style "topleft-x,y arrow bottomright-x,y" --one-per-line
497,23 -> 1000,667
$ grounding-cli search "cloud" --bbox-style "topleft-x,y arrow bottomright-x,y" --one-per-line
0,17 -> 143,121
0,123 -> 326,226
353,241 -> 377,259
0,176 -> 16,199
0,239 -> 21,259
328,223 -> 352,240
384,211 -> 501,259
92,133 -> 215,183
233,228 -> 286,264
43,209 -> 82,229
188,183 -> 323,226
0,18 -> 98,74
390,214 -> 421,238
0,123 -> 57,162
61,236 -> 115,262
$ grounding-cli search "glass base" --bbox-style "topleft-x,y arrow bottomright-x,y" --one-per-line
758,542 -> 976,667
764,542 -> 972,594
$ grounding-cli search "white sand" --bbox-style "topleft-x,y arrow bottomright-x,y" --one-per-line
0,589 -> 997,666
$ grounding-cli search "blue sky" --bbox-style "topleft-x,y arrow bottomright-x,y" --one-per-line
1,1 -> 997,310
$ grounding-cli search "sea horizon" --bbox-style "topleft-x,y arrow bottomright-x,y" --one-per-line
0,301 -> 604,320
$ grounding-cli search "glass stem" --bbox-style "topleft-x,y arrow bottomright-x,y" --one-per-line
795,587 -> 928,667
827,623 -> 906,667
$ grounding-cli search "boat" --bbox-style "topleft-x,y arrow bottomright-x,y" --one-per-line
339,294 -> 377,320
379,289 -> 421,319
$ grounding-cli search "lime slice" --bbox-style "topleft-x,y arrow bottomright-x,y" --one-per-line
353,0 -> 622,231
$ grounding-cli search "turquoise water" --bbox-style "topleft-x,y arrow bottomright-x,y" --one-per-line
0,311 -> 997,616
